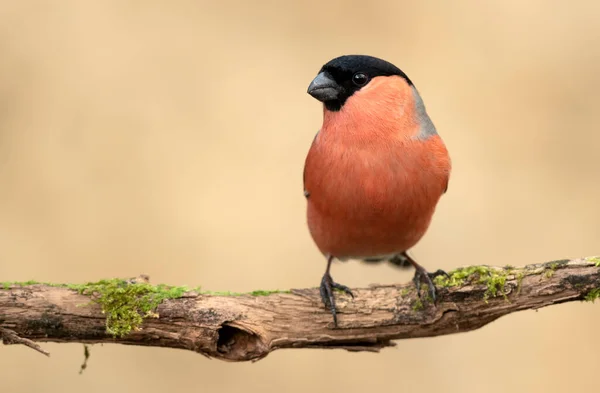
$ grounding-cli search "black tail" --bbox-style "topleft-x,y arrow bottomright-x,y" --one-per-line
388,254 -> 412,269
362,254 -> 412,269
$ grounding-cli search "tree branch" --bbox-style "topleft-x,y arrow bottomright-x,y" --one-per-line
0,327 -> 50,356
1,256 -> 599,362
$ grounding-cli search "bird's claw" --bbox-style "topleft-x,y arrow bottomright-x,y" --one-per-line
412,267 -> 448,303
320,273 -> 354,327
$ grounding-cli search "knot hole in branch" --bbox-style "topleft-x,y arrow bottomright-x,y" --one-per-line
216,323 -> 267,361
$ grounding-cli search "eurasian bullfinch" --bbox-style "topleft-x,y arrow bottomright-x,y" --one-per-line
303,55 -> 451,326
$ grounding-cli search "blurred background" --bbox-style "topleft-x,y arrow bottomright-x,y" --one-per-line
1,1 -> 599,392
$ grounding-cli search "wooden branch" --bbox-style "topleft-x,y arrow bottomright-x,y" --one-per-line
1,256 -> 599,362
0,327 -> 50,356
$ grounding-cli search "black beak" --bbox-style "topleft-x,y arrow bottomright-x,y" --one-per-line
307,72 -> 341,102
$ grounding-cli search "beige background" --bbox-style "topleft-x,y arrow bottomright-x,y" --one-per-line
1,1 -> 600,392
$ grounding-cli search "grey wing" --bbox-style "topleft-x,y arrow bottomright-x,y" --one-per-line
303,130 -> 320,198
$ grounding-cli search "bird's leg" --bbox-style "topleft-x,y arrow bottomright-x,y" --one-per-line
398,251 -> 448,302
319,255 -> 354,327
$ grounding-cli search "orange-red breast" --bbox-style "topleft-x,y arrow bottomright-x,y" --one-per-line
303,55 -> 451,326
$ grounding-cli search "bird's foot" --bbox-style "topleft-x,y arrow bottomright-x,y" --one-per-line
320,273 -> 354,327
412,266 -> 449,303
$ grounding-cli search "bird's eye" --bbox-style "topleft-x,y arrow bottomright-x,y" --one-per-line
352,72 -> 368,86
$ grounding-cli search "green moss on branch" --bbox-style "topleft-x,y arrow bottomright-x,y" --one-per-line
434,265 -> 512,301
585,288 -> 600,302
587,256 -> 600,267
2,257 -> 597,339
0,279 -> 290,337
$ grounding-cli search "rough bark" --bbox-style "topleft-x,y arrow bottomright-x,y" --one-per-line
1,257 -> 599,362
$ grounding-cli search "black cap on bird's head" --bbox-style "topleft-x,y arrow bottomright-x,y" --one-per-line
307,55 -> 413,112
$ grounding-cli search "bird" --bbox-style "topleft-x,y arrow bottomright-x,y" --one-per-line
303,54 -> 451,327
